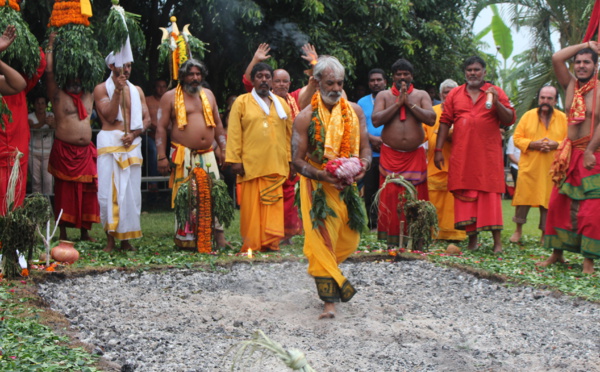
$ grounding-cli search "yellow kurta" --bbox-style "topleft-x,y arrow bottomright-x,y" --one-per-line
512,108 -> 567,209
225,93 -> 292,252
423,104 -> 466,241
225,93 -> 292,181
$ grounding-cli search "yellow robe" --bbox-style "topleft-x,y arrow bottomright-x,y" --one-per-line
512,108 -> 567,209
301,97 -> 361,303
225,93 -> 292,252
423,104 -> 466,241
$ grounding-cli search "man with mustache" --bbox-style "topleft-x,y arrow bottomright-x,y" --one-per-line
46,33 -> 100,241
434,56 -> 516,253
509,86 -> 566,244
538,42 -> 600,274
156,59 -> 228,250
292,56 -> 371,319
372,59 -> 436,247
226,63 -> 292,253
357,68 -> 387,230
94,52 -> 150,252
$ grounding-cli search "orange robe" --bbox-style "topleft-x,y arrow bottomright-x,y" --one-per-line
225,93 -> 292,252
423,104 -> 466,240
512,108 -> 567,209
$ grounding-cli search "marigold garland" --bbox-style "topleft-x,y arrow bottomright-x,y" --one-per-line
193,167 -> 213,254
0,0 -> 20,11
309,92 -> 353,163
48,1 -> 90,28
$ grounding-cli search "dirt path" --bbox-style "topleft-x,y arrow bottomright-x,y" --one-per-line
37,260 -> 600,371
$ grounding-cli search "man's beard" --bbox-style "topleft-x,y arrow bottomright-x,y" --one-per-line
394,79 -> 411,90
538,103 -> 554,115
182,81 -> 200,94
321,89 -> 342,105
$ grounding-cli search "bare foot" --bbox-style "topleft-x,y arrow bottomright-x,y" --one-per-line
493,245 -> 503,254
536,250 -> 565,267
509,231 -> 521,243
120,240 -> 136,251
103,235 -> 116,253
583,258 -> 595,274
467,235 -> 478,251
539,234 -> 545,246
80,229 -> 96,242
318,302 -> 336,319
215,230 -> 232,249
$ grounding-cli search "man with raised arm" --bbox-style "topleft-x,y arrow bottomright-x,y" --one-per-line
537,42 -> 600,274
292,56 -> 371,319
226,62 -> 292,253
509,86 -> 566,244
45,33 -> 100,242
93,53 -> 150,252
1,25 -> 44,215
372,58 -> 436,247
434,56 -> 516,253
156,59 -> 228,249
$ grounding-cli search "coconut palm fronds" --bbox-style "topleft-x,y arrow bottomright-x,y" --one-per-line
230,330 -> 316,371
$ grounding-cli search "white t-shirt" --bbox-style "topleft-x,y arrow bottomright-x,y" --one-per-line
29,112 -> 54,155
505,135 -> 520,170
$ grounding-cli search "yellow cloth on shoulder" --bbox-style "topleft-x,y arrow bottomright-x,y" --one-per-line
174,85 -> 216,130
80,0 -> 93,17
315,93 -> 360,160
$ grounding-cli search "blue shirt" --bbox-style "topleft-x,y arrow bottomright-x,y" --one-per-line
357,94 -> 382,157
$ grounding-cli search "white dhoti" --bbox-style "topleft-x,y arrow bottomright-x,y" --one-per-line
97,130 -> 143,240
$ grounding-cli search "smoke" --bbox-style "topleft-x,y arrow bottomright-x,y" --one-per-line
269,20 -> 309,51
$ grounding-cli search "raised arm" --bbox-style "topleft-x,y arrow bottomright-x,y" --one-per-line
552,41 -> 597,90
45,32 -> 59,102
0,25 -> 26,95
243,43 -> 271,83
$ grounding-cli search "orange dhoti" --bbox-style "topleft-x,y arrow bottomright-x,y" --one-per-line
239,175 -> 285,252
300,175 -> 358,303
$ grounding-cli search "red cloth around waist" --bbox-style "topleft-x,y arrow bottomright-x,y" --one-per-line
48,138 -> 97,183
379,144 -> 427,185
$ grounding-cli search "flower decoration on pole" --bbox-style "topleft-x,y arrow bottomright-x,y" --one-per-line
158,16 -> 207,83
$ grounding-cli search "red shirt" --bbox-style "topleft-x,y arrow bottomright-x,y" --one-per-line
440,82 -> 515,194
1,50 -> 46,214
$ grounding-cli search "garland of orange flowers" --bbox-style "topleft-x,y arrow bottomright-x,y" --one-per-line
193,167 -> 213,253
48,0 -> 90,27
0,0 -> 20,11
309,92 -> 352,163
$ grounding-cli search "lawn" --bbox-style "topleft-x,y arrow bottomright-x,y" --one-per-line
0,197 -> 598,371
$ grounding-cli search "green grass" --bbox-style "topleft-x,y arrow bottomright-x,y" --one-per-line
1,198 -> 598,371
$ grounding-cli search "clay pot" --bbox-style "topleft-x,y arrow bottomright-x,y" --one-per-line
445,243 -> 461,255
51,240 -> 80,263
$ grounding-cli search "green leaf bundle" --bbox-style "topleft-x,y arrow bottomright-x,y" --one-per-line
104,7 -> 144,55
340,185 -> 367,233
210,179 -> 234,229
48,24 -> 105,93
174,182 -> 190,229
0,6 -> 41,78
309,183 -> 336,229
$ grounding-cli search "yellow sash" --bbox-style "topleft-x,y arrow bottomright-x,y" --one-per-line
174,85 -> 216,130
315,93 -> 360,160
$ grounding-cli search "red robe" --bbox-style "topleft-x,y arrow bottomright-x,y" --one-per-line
0,51 -> 46,215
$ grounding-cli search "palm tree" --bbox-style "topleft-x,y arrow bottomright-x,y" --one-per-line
471,0 -> 594,116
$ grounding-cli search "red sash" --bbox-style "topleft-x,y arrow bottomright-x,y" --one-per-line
65,91 -> 88,121
391,84 -> 414,121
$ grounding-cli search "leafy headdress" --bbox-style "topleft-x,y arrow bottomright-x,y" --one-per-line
0,0 -> 41,78
47,0 -> 104,93
158,16 -> 207,83
103,0 -> 144,69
